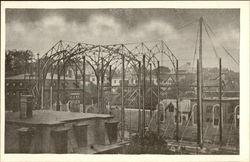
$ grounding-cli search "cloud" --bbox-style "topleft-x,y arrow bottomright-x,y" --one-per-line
5,12 -> 239,71
6,14 -> 179,54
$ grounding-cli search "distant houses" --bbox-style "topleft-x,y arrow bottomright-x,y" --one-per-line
5,61 -> 239,111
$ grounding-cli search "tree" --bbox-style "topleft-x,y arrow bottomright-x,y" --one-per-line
5,50 -> 35,76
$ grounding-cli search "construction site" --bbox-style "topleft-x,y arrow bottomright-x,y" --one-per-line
5,13 -> 239,154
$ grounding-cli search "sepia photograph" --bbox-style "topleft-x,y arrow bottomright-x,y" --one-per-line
1,1 -> 249,162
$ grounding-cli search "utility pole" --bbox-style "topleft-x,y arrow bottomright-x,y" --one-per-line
219,58 -> 223,145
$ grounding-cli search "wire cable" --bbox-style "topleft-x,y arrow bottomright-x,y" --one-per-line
203,20 -> 239,65
203,22 -> 220,60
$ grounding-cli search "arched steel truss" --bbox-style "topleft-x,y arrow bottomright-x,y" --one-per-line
33,40 -> 178,138
34,40 -> 177,109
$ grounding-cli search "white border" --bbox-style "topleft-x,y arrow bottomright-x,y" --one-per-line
1,1 -> 249,162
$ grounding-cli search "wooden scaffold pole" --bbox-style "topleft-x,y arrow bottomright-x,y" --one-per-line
198,16 -> 204,148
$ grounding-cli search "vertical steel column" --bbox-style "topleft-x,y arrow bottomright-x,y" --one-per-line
149,63 -> 152,118
176,59 -> 179,142
97,75 -> 100,113
56,60 -> 60,111
121,54 -> 125,140
109,65 -> 112,111
50,67 -> 53,110
138,61 -> 142,136
37,53 -> 40,108
97,45 -> 101,113
157,61 -> 160,136
100,57 -> 104,114
142,55 -> 146,136
82,56 -> 86,113
41,80 -> 44,109
75,64 -> 78,85
63,54 -> 65,92
219,58 -> 223,144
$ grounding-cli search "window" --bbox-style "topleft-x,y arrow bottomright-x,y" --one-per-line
213,105 -> 220,127
206,105 -> 213,113
92,78 -> 95,82
167,103 -> 174,112
235,106 -> 239,128
214,118 -> 219,126
114,80 -> 116,84
193,105 -> 197,125
206,118 -> 212,123
228,103 -> 235,114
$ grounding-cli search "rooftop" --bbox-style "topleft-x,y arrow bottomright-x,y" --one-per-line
6,110 -> 113,125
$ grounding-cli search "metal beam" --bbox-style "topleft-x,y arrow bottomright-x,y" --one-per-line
142,54 -> 146,136
37,53 -> 40,108
176,59 -> 179,142
56,60 -> 60,111
109,65 -> 112,113
121,54 -> 125,140
138,61 -> 142,136
82,56 -> 86,113
219,58 -> 223,144
150,63 -> 153,118
100,57 -> 104,114
157,61 -> 160,136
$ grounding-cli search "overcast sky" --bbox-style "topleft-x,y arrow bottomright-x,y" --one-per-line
6,9 -> 239,71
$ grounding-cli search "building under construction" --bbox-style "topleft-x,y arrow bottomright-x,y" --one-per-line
5,16 -> 239,154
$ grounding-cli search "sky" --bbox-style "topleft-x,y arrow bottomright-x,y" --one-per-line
5,9 -> 239,71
